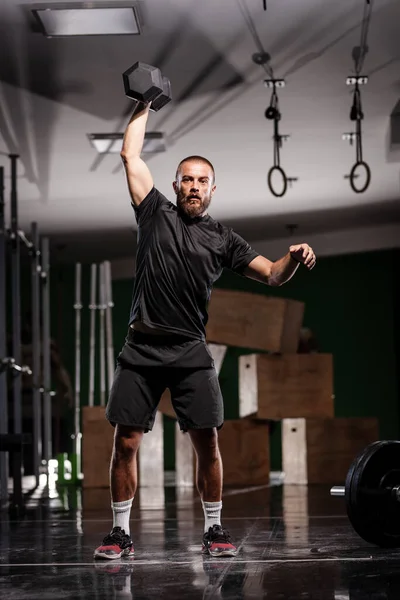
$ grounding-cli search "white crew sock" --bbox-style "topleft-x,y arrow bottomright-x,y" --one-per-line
112,498 -> 134,536
202,500 -> 222,533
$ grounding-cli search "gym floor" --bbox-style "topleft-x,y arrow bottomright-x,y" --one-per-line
0,480 -> 398,599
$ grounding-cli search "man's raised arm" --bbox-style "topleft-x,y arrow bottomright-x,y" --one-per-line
120,104 -> 154,207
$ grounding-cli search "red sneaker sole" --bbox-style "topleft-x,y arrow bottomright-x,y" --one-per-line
94,548 -> 134,560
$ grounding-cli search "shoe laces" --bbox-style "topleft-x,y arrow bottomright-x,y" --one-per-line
103,526 -> 131,548
206,524 -> 232,543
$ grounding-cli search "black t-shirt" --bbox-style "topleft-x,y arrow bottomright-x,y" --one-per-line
129,187 -> 259,341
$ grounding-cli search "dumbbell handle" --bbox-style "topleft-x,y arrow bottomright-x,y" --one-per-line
330,486 -> 345,497
131,99 -> 150,115
130,97 -> 160,115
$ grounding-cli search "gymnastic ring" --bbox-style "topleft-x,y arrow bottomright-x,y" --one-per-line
267,165 -> 288,197
349,161 -> 371,194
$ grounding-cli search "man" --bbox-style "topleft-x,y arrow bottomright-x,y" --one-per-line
94,104 -> 316,560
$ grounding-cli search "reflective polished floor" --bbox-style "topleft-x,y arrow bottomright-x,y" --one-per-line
1,477 -> 400,599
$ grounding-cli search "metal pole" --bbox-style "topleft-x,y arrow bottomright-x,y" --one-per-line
99,263 -> 106,407
104,261 -> 114,391
9,154 -> 22,434
31,222 -> 42,484
0,166 -> 8,501
88,264 -> 97,407
71,263 -> 82,482
41,237 -> 52,466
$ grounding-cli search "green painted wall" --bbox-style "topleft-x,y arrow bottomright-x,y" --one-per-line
45,249 -> 399,471
215,249 -> 400,468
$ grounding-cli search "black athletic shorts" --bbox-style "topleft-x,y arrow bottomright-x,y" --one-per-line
106,328 -> 224,432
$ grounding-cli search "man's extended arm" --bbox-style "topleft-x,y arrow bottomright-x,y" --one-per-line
243,243 -> 316,286
120,104 -> 153,207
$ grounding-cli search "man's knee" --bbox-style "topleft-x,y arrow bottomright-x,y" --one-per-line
114,424 -> 144,457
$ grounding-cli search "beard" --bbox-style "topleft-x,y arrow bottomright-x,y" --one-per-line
176,190 -> 211,219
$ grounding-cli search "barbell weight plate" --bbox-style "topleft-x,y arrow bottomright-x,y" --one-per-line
345,440 -> 400,547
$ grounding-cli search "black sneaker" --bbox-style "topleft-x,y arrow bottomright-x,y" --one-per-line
94,526 -> 134,560
202,524 -> 238,557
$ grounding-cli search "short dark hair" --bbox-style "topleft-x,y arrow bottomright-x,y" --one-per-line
175,155 -> 215,183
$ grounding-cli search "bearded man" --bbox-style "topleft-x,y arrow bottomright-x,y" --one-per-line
94,103 -> 316,560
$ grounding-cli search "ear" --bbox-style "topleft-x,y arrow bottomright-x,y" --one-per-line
172,180 -> 178,194
211,184 -> 217,196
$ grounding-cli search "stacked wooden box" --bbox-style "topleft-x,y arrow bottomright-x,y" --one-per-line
82,406 -> 114,489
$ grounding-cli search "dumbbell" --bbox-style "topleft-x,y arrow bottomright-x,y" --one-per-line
330,440 -> 400,547
122,62 -> 172,112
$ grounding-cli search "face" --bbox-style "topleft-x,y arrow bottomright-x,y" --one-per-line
173,161 -> 216,219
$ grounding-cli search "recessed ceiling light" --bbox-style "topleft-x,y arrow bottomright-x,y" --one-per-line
32,2 -> 142,37
88,133 -> 124,154
88,132 -> 166,154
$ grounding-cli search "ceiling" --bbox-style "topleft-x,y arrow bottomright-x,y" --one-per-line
1,0 -> 400,263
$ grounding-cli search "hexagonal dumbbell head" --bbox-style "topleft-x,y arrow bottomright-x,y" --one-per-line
151,76 -> 172,112
123,62 -> 164,105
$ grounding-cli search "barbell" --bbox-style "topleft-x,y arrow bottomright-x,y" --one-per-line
330,440 -> 400,547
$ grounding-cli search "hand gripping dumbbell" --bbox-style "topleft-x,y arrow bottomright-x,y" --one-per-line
122,62 -> 172,112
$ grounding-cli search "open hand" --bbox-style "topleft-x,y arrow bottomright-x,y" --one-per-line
289,243 -> 316,270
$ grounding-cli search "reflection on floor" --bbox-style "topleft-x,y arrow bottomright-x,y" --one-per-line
1,478 -> 400,599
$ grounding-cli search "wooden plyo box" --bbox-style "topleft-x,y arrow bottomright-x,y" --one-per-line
206,289 -> 304,353
82,406 -> 114,489
83,487 -> 113,512
239,353 -> 334,419
282,417 -> 380,485
218,418 -> 270,486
